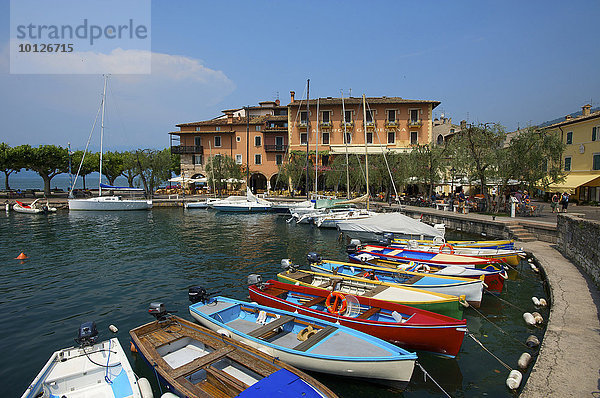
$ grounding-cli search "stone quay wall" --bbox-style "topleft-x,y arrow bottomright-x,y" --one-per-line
556,214 -> 600,287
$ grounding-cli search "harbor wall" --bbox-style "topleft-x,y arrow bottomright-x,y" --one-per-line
556,214 -> 600,287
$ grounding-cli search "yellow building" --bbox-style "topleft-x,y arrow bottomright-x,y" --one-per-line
541,104 -> 600,202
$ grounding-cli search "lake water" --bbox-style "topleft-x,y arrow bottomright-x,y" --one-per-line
0,209 -> 549,397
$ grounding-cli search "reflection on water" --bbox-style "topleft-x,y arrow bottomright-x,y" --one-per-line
0,208 -> 548,397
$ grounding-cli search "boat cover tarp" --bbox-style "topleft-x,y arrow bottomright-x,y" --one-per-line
236,368 -> 322,398
100,183 -> 144,191
334,193 -> 369,205
337,212 -> 444,238
314,198 -> 349,209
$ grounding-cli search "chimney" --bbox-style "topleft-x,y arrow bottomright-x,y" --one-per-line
290,91 -> 295,102
275,99 -> 280,106
582,104 -> 592,117
460,120 -> 467,129
225,111 -> 234,124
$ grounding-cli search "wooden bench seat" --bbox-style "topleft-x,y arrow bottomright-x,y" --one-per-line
300,296 -> 326,307
294,325 -> 338,352
247,315 -> 295,339
356,307 -> 380,320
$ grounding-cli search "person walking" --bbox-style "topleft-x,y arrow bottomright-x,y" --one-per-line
560,192 -> 569,213
551,193 -> 559,213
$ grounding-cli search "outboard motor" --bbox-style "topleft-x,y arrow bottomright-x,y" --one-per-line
148,302 -> 168,322
247,274 -> 265,289
307,252 -> 322,265
281,258 -> 297,272
346,239 -> 362,254
76,321 -> 99,347
188,286 -> 212,304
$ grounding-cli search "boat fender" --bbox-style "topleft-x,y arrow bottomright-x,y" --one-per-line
506,369 -> 522,390
527,258 -> 533,263
459,298 -> 470,308
216,328 -> 231,338
538,298 -> 547,307
109,324 -> 118,333
160,393 -> 179,398
532,312 -> 544,324
518,352 -> 532,370
532,297 -> 540,306
526,335 -> 540,348
391,311 -> 403,323
256,311 -> 268,325
415,263 -> 430,273
138,378 -> 154,398
523,312 -> 536,326
297,325 -> 317,341
130,341 -> 138,353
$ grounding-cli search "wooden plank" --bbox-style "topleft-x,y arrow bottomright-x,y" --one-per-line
248,315 -> 295,338
263,287 -> 288,298
356,307 -> 380,320
206,367 -> 248,397
294,325 -> 337,352
226,350 -> 275,378
300,296 -> 326,307
171,346 -> 236,379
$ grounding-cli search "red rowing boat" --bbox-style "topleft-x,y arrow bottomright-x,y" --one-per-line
248,279 -> 467,358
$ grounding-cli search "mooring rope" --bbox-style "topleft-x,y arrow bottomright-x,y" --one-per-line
415,361 -> 452,398
469,305 -> 531,349
484,289 -> 527,312
468,333 -> 513,371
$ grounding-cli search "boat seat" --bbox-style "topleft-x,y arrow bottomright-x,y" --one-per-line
248,315 -> 295,339
356,307 -> 380,320
294,325 -> 337,352
300,296 -> 326,307
171,346 -> 236,379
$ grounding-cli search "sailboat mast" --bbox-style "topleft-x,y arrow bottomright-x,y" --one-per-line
362,94 -> 369,211
305,79 -> 310,200
314,98 -> 319,194
341,91 -> 350,199
99,75 -> 107,197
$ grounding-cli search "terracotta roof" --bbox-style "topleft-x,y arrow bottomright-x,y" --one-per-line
288,96 -> 440,108
176,115 -> 270,128
542,110 -> 600,129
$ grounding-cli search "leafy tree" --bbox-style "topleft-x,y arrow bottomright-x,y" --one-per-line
409,144 -> 446,198
205,154 -> 243,195
135,148 -> 175,197
71,150 -> 99,190
18,144 -> 68,196
279,150 -> 314,196
121,151 -> 139,187
0,143 -> 23,190
101,151 -> 124,186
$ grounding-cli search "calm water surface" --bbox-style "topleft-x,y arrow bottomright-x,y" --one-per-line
0,208 -> 548,397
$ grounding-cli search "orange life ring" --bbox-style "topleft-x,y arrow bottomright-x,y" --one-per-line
439,243 -> 454,254
361,271 -> 379,281
325,292 -> 347,315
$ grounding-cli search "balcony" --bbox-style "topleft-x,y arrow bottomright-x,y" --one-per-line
320,121 -> 332,128
341,121 -> 354,129
171,145 -> 203,154
264,125 -> 288,132
298,121 -> 308,129
385,120 -> 398,127
408,119 -> 422,128
265,144 -> 288,152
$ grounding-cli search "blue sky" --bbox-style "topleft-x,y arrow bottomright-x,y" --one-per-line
1,0 -> 599,151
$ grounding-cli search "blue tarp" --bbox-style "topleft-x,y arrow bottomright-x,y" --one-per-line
236,368 -> 323,398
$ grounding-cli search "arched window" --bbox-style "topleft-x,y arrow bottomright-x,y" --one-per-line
437,135 -> 444,145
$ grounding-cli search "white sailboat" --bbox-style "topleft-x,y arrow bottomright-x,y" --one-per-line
68,76 -> 152,211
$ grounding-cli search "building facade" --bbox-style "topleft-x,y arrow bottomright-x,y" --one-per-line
541,104 -> 600,202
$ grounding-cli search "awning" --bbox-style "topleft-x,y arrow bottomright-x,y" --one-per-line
544,174 -> 600,193
168,176 -> 207,184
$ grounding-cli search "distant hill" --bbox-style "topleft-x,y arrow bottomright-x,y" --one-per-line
538,107 -> 600,127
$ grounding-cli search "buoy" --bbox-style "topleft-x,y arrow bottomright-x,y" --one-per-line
523,312 -> 536,326
15,252 -> 28,260
506,369 -> 523,390
532,297 -> 540,306
160,393 -> 178,398
109,324 -> 118,333
138,378 -> 154,398
518,352 -> 532,370
130,341 -> 137,353
539,298 -> 547,307
526,335 -> 540,348
532,312 -> 544,324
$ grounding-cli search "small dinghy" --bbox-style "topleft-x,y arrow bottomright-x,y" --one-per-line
310,256 -> 484,307
21,322 -> 148,398
13,199 -> 57,214
188,292 -> 417,388
392,237 -> 516,250
130,302 -> 337,398
248,276 -> 467,357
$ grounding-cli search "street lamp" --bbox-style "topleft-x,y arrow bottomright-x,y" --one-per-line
450,167 -> 456,196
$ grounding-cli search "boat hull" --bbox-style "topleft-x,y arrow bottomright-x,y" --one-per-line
68,197 -> 152,211
249,282 -> 466,357
212,204 -> 271,212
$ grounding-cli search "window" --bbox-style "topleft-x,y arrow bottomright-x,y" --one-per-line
344,110 -> 352,123
387,131 -> 395,144
566,131 -> 573,144
322,132 -> 329,145
593,153 -> 600,170
410,131 -> 418,145
410,109 -> 420,122
322,111 -> 330,124
365,110 -> 374,124
255,125 -> 262,131
387,109 -> 396,122
215,126 -> 221,131
300,133 -> 308,144
254,136 -> 262,146
593,126 -> 598,141
276,154 -> 283,165
344,132 -> 352,144
236,136 -> 241,142
195,127 -> 201,131
193,154 -> 203,165
255,154 -> 262,165
300,111 -> 308,124
194,136 -> 201,146
235,154 -> 242,164
366,132 -> 373,144
564,156 -> 572,171
436,135 -> 444,145
214,136 -> 221,147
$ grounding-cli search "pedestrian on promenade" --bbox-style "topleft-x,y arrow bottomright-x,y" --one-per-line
560,192 -> 569,213
551,193 -> 559,213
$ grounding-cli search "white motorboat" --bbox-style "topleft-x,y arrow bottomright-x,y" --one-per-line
13,199 -> 57,214
337,212 -> 445,242
21,322 -> 150,398
314,209 -> 376,228
184,197 -> 220,209
211,188 -> 272,212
